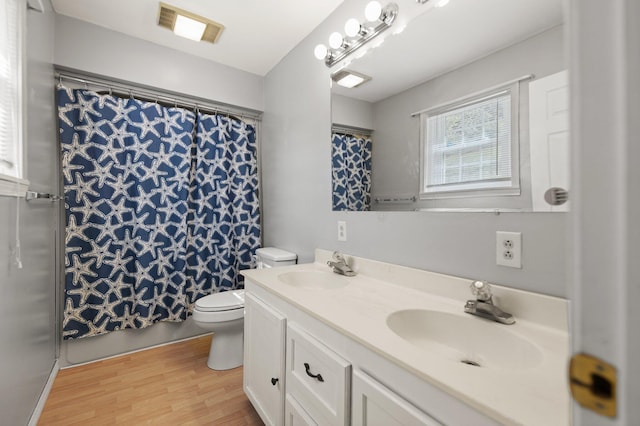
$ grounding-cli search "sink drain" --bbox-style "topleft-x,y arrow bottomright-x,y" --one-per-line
460,359 -> 481,367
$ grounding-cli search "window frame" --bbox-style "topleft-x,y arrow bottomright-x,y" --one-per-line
419,81 -> 521,200
0,0 -> 28,197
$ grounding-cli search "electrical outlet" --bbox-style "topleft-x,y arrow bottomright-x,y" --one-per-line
496,231 -> 521,268
337,221 -> 347,241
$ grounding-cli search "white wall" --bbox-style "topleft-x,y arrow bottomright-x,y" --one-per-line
0,3 -> 58,424
262,0 -> 568,298
53,15 -> 266,366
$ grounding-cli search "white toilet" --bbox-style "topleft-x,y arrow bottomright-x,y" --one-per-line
192,247 -> 297,370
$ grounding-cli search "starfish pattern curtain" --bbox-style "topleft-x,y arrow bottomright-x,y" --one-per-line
331,132 -> 372,211
57,86 -> 260,339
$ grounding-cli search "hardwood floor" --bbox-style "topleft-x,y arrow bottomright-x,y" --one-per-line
38,335 -> 264,425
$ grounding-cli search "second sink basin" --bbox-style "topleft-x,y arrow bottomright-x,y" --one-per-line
278,270 -> 350,289
386,309 -> 543,370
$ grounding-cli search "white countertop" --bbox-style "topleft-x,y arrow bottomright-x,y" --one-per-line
242,249 -> 571,425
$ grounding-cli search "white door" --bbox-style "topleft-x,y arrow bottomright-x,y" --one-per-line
243,292 -> 287,426
529,70 -> 570,212
571,0 -> 640,424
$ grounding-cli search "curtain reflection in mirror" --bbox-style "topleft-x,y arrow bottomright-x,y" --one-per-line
331,132 -> 372,211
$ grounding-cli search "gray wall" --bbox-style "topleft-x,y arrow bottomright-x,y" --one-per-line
262,0 -> 568,298
0,2 -> 57,424
332,94 -> 373,130
53,15 -> 265,366
54,14 -> 264,112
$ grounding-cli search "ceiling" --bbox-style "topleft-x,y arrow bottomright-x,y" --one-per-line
332,0 -> 564,103
51,0 -> 344,76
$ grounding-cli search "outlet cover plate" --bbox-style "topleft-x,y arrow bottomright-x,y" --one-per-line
496,231 -> 522,268
338,221 -> 347,242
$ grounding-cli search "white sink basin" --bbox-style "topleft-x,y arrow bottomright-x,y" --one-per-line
386,309 -> 543,370
278,270 -> 350,289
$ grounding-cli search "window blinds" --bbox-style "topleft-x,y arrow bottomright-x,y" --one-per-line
0,0 -> 20,177
424,91 -> 512,192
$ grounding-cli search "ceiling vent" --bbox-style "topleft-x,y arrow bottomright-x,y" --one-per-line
158,2 -> 224,43
331,69 -> 372,89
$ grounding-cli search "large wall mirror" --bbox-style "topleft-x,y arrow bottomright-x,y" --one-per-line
330,0 -> 567,212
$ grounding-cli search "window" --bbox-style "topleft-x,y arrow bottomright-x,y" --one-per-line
0,0 -> 27,194
420,83 -> 520,198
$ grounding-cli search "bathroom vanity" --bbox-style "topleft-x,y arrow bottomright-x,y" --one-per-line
241,249 -> 570,426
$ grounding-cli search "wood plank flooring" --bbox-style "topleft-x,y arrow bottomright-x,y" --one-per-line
38,335 -> 264,425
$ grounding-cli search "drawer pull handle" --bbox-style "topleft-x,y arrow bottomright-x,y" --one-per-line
271,377 -> 279,386
304,363 -> 325,382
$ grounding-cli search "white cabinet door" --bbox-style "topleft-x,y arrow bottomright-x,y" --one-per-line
244,293 -> 287,426
352,370 -> 442,426
529,70 -> 570,212
285,394 -> 318,426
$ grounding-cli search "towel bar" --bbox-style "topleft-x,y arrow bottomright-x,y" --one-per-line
25,191 -> 61,202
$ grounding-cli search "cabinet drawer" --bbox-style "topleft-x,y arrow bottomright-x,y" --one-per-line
286,323 -> 351,426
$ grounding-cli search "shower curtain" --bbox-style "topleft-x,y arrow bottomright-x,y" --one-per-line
57,86 -> 260,339
331,132 -> 372,211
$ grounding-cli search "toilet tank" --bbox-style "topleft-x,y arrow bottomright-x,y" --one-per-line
255,247 -> 297,268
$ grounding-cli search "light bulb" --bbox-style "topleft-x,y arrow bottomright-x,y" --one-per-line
365,1 -> 382,22
344,18 -> 361,38
314,44 -> 328,60
329,32 -> 344,49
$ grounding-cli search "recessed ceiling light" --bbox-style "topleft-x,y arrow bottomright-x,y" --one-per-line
331,69 -> 372,89
173,15 -> 207,41
158,2 -> 224,43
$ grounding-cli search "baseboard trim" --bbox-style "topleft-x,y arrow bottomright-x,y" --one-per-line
28,359 -> 59,426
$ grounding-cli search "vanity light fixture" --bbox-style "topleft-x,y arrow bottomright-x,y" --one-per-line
332,69 -> 372,89
158,2 -> 225,43
314,1 -> 399,68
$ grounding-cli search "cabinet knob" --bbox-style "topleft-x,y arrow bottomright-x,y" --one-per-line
271,377 -> 279,386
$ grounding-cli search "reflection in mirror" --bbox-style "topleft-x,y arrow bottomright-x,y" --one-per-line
330,0 -> 567,212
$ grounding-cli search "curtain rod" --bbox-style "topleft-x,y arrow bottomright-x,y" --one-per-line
55,71 -> 263,122
332,124 -> 374,136
409,74 -> 534,118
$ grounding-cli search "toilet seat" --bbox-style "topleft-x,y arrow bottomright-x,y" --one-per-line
195,290 -> 245,312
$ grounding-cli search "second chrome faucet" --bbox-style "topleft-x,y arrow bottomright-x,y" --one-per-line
327,251 -> 356,277
464,280 -> 515,325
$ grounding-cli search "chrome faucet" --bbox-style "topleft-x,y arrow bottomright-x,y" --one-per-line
464,281 -> 515,325
327,251 -> 356,277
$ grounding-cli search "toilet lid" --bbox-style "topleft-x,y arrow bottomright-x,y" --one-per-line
195,290 -> 245,312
